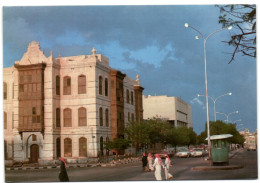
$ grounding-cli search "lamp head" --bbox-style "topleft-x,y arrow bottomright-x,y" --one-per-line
184,23 -> 189,28
236,111 -> 239,113
197,94 -> 200,97
227,26 -> 232,30
228,92 -> 232,95
195,36 -> 199,40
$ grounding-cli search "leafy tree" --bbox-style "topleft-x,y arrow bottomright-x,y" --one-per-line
166,126 -> 197,150
146,118 -> 172,146
202,120 -> 245,146
217,4 -> 256,63
104,138 -> 131,156
197,131 -> 207,145
124,120 -> 150,155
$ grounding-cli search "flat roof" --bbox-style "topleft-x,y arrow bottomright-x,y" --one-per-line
205,134 -> 233,140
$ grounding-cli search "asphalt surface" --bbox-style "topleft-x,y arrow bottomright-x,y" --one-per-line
4,149 -> 258,181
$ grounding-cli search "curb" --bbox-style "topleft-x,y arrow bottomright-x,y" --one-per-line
192,165 -> 243,171
5,159 -> 140,171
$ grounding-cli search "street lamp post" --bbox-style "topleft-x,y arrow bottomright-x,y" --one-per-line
185,23 -> 232,163
197,93 -> 232,122
232,119 -> 242,124
216,111 -> 239,123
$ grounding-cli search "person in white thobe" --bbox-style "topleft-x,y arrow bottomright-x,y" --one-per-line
164,154 -> 173,180
147,153 -> 154,171
152,154 -> 163,180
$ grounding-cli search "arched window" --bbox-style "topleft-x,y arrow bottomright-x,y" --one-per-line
131,91 -> 134,105
105,78 -> 108,96
64,108 -> 72,127
106,137 -> 109,156
128,112 -> 130,122
78,75 -> 86,94
100,137 -> 104,156
78,107 -> 87,126
4,82 -> 7,100
126,90 -> 130,104
56,76 -> 60,95
64,138 -> 72,157
99,76 -> 102,95
4,112 -> 7,129
56,108 -> 60,127
99,107 -> 103,126
105,109 -> 109,127
79,137 -> 87,157
56,138 -> 61,158
63,76 -> 71,95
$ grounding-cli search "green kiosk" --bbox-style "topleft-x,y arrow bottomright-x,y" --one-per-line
206,134 -> 233,166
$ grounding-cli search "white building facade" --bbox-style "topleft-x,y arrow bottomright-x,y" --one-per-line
3,41 -> 144,165
143,95 -> 192,128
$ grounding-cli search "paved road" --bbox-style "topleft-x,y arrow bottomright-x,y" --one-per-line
5,149 -> 257,182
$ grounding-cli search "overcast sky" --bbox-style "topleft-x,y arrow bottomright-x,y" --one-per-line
2,4 -> 257,134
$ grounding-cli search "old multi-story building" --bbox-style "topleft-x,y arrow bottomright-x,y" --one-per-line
3,41 -> 144,165
142,95 -> 192,128
239,128 -> 257,150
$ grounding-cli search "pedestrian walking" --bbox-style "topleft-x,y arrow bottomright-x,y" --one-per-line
59,157 -> 69,182
141,153 -> 148,171
164,154 -> 173,180
147,153 -> 154,171
152,154 -> 163,180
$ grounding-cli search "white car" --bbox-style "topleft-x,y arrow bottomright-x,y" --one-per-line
176,149 -> 191,158
190,148 -> 206,157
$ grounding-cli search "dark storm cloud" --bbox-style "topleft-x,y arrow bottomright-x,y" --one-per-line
3,5 -> 256,134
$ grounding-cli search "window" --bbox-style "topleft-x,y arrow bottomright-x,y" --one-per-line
126,90 -> 129,104
20,75 -> 24,83
128,112 -> 130,122
79,137 -> 87,157
100,137 -> 104,156
4,82 -> 7,100
64,138 -> 72,157
78,107 -> 87,126
27,75 -> 32,83
32,107 -> 36,115
19,84 -> 24,92
56,76 -> 60,95
99,76 -> 102,95
78,75 -> 86,94
4,112 -> 7,129
63,76 -> 71,95
105,78 -> 108,96
131,91 -> 134,105
64,108 -> 72,127
56,108 -> 60,127
131,113 -> 134,122
99,107 -> 103,126
56,138 -> 61,158
105,109 -> 109,127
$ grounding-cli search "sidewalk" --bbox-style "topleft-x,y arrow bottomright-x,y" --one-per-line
5,157 -> 141,171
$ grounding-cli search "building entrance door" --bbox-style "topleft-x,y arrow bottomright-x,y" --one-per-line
30,144 -> 39,163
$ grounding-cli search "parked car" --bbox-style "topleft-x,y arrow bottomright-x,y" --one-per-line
190,148 -> 206,157
157,150 -> 174,159
175,149 -> 191,158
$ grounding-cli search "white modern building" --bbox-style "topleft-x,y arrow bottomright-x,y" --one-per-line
143,95 -> 192,128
